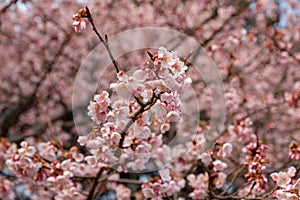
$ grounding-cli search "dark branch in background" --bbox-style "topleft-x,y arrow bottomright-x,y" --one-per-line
8,109 -> 73,143
85,6 -> 119,73
0,96 -> 36,137
86,168 -> 116,200
201,0 -> 255,47
30,1 -> 68,33
0,32 -> 73,138
0,0 -> 18,13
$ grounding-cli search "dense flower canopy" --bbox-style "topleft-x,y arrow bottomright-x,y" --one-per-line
0,0 -> 300,199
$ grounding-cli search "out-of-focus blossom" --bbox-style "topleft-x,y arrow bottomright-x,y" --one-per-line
115,184 -> 131,200
159,168 -> 172,182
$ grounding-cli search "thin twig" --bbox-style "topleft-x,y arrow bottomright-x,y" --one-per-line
1,0 -> 18,13
107,178 -> 144,185
86,168 -> 106,200
118,91 -> 162,148
85,6 -> 119,73
220,165 -> 245,195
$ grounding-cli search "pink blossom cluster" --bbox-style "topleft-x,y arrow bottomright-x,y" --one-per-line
0,176 -> 15,200
78,47 -> 191,171
289,142 -> 300,160
4,141 -> 101,199
228,118 -> 256,143
271,166 -> 300,199
187,141 -> 232,199
198,142 -> 232,166
6,141 -> 42,181
285,92 -> 299,108
142,168 -> 185,199
243,141 -> 269,194
114,184 -> 132,200
187,172 -> 209,199
72,8 -> 88,33
2,1 -> 300,199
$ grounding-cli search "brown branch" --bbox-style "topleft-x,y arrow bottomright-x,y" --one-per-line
0,0 -> 18,13
8,109 -> 73,143
86,168 -> 105,200
118,91 -> 162,148
0,96 -> 36,137
0,32 -> 73,138
85,6 -> 119,73
220,165 -> 245,196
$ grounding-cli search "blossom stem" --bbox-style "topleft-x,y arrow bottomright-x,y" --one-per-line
85,6 -> 119,73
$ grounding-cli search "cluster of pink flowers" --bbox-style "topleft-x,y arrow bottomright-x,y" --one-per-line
228,118 -> 256,143
114,184 -> 132,200
2,1 -> 300,199
79,47 -> 191,172
243,141 -> 269,195
289,142 -> 300,160
186,141 -> 232,199
142,168 -> 185,199
5,141 -> 42,181
87,91 -> 111,125
187,173 -> 209,199
285,92 -> 299,108
271,166 -> 300,199
4,141 -> 101,199
72,8 -> 88,32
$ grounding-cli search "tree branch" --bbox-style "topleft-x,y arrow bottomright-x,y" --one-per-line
85,6 -> 119,73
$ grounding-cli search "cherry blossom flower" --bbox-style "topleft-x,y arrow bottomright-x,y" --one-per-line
217,142 -> 233,158
72,17 -> 87,33
72,8 -> 88,32
287,166 -> 296,177
159,168 -> 172,182
212,160 -> 227,171
215,172 -> 227,189
199,152 -> 212,165
115,184 -> 131,200
277,172 -> 291,188
187,173 -> 209,199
